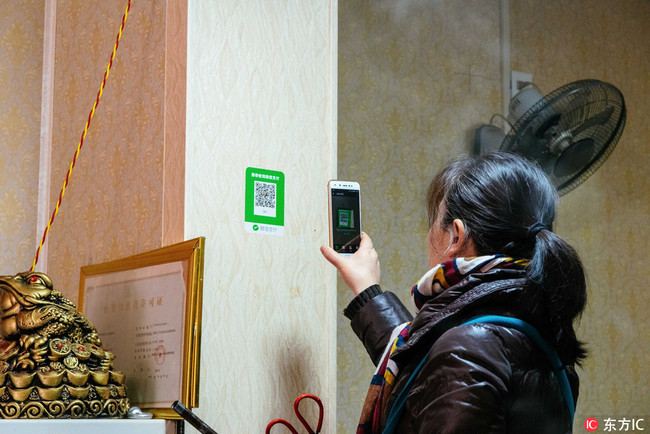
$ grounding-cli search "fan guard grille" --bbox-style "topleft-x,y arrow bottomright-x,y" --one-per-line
501,79 -> 626,195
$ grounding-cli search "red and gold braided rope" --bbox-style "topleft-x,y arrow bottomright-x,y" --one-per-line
31,0 -> 133,272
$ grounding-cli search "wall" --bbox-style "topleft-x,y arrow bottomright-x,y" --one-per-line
510,0 -> 650,425
185,1 -> 337,432
338,1 -> 502,431
44,0 -> 182,301
338,0 -> 649,432
0,1 -> 44,274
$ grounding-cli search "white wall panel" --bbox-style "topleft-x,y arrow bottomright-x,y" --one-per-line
185,1 -> 337,432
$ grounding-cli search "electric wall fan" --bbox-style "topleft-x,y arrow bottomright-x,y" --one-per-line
474,79 -> 626,195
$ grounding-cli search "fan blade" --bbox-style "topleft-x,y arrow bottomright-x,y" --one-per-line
572,106 -> 614,136
511,126 -> 546,158
509,126 -> 559,175
534,113 -> 562,139
554,138 -> 596,178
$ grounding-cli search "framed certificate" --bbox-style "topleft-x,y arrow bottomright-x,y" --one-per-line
79,237 -> 205,419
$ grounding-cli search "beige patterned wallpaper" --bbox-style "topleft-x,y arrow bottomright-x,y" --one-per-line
510,0 -> 650,425
47,0 -> 169,302
0,1 -> 43,275
338,0 -> 649,432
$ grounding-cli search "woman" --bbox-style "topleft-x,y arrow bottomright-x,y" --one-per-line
321,152 -> 586,433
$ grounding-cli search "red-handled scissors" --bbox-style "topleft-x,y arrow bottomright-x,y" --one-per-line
266,394 -> 323,434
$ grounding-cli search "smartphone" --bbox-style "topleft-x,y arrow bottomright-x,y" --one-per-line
328,180 -> 362,255
172,401 -> 218,434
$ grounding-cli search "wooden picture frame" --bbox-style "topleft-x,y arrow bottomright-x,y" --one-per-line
78,237 -> 205,419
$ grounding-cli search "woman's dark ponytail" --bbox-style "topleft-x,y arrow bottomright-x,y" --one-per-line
528,229 -> 587,364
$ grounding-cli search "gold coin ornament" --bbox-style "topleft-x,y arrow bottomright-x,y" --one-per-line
72,344 -> 91,361
49,339 -> 71,358
0,272 -> 130,418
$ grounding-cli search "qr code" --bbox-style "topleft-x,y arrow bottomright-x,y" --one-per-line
339,211 -> 349,227
254,181 -> 276,209
338,209 -> 354,228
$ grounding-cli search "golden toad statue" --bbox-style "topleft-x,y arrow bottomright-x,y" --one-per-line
0,272 -> 129,418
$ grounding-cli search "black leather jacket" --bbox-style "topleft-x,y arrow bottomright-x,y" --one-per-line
345,268 -> 579,433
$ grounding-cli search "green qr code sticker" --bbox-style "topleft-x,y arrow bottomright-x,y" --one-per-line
245,167 -> 285,236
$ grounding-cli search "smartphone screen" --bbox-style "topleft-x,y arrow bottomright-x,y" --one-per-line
329,181 -> 361,255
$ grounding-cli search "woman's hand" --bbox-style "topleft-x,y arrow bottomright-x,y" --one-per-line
320,232 -> 381,296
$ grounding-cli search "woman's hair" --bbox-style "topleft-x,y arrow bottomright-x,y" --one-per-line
427,151 -> 587,364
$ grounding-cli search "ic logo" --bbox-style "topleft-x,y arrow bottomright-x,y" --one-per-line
585,418 -> 598,432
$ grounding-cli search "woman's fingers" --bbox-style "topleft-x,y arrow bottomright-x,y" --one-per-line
320,232 -> 381,296
320,245 -> 342,268
359,232 -> 372,249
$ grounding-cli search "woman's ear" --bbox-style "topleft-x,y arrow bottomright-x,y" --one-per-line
448,219 -> 477,257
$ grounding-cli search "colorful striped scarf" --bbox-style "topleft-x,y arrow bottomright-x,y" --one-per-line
356,255 -> 529,434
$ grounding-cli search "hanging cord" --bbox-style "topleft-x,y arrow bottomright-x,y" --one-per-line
489,113 -> 513,130
31,0 -> 133,272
